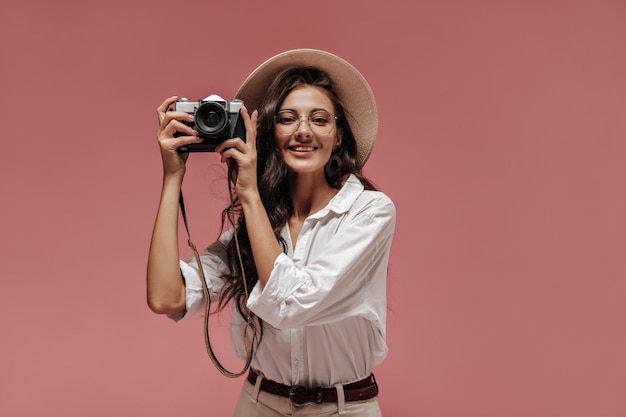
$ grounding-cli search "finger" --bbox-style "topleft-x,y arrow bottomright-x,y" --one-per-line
158,113 -> 195,139
240,106 -> 258,149
160,111 -> 194,128
158,118 -> 197,139
160,119 -> 198,138
219,146 -> 240,164
156,96 -> 179,123
159,134 -> 202,156
214,137 -> 247,154
170,135 -> 203,151
248,109 -> 258,149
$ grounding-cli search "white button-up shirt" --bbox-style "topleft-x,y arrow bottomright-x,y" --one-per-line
175,175 -> 396,387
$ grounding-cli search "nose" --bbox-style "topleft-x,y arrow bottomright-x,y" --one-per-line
295,115 -> 313,136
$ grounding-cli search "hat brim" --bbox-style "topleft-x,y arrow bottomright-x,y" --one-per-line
235,49 -> 377,168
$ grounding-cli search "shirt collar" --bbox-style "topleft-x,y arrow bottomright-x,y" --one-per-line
309,174 -> 364,218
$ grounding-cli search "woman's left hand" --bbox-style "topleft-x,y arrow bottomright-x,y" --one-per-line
215,106 -> 259,201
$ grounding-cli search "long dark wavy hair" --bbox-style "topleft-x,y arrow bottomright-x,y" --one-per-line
216,67 -> 377,325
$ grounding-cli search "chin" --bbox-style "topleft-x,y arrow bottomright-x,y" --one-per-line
285,163 -> 326,176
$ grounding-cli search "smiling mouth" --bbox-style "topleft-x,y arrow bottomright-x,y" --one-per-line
289,146 -> 317,152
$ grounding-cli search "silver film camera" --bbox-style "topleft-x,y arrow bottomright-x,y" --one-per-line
174,95 -> 246,152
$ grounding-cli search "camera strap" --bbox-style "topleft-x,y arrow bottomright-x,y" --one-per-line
179,191 -> 257,378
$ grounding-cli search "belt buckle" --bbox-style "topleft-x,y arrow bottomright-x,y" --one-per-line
289,385 -> 311,407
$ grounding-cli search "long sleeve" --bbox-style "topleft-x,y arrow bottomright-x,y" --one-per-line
247,186 -> 395,331
168,229 -> 232,321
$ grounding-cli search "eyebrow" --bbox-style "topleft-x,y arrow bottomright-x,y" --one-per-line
277,108 -> 332,114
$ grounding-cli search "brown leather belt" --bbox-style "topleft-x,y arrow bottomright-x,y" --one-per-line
247,369 -> 379,406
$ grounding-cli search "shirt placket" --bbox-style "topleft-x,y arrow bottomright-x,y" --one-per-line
290,218 -> 314,384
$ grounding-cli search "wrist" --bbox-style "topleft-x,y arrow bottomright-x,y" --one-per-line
238,188 -> 263,208
162,171 -> 184,188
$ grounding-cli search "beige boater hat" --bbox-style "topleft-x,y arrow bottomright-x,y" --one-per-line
235,49 -> 378,168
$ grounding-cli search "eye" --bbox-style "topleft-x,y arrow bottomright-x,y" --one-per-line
276,111 -> 297,124
276,117 -> 296,124
310,111 -> 331,125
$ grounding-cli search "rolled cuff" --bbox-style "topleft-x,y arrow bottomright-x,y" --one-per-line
166,260 -> 207,322
246,253 -> 303,327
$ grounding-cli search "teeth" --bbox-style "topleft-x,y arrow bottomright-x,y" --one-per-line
292,146 -> 315,152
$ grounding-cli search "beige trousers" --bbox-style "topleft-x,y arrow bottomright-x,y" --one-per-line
232,378 -> 383,417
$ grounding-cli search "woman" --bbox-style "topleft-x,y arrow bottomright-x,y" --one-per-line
147,49 -> 396,416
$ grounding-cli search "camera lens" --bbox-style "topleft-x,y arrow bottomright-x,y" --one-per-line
195,102 -> 228,138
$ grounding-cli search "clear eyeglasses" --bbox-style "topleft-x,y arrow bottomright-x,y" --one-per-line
274,109 -> 338,135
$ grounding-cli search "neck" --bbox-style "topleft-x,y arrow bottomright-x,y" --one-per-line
289,172 -> 338,220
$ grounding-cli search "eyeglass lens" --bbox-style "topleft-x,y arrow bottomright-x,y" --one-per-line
274,110 -> 336,135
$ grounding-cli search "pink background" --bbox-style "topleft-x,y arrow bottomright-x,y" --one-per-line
1,1 -> 625,416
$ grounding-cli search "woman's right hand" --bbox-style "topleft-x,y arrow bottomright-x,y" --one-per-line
155,96 -> 203,177
147,96 -> 198,315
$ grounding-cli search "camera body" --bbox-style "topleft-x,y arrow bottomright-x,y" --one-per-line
174,95 -> 246,152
